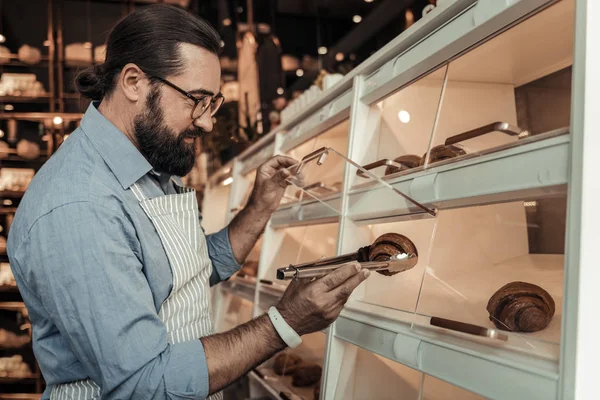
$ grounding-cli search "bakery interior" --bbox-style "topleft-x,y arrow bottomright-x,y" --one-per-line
0,0 -> 595,399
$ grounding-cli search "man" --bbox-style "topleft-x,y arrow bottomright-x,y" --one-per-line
7,5 -> 369,400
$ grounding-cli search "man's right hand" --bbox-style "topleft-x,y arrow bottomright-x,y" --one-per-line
275,262 -> 370,336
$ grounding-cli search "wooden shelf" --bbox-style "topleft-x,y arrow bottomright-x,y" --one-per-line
0,375 -> 37,384
0,112 -> 83,121
0,60 -> 49,68
0,96 -> 50,104
0,394 -> 43,400
0,302 -> 26,311
0,191 -> 24,199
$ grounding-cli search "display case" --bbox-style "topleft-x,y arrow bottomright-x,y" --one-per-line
208,0 -> 599,399
201,163 -> 233,235
252,332 -> 326,400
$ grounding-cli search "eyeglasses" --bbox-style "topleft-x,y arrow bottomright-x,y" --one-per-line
149,74 -> 225,119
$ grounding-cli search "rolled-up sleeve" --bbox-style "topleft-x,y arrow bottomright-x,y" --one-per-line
205,226 -> 241,285
11,201 -> 210,399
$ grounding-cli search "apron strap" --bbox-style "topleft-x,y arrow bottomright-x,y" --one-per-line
130,182 -> 148,202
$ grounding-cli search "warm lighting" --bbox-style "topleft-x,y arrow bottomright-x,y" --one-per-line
4,105 -> 13,111
43,40 -> 51,47
318,46 -> 328,55
3,200 -> 12,206
53,116 -> 63,125
83,42 -> 92,49
63,134 -> 70,141
353,15 -> 362,23
365,0 -> 374,3
220,40 -> 225,48
405,9 -> 415,28
0,35 -> 5,44
222,177 -> 233,186
524,201 -> 538,207
0,130 -> 4,138
0,226 -> 3,233
398,110 -> 410,123
277,87 -> 284,95
223,18 -> 232,26
335,53 -> 344,62
296,69 -> 304,77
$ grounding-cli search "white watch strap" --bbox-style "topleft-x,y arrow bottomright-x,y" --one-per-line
268,306 -> 302,348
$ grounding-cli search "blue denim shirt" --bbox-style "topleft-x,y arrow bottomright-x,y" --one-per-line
6,102 -> 240,399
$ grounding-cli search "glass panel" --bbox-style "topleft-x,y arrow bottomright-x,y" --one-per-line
334,343 -> 422,400
238,238 -> 262,279
351,65 -> 447,185
201,182 -> 232,235
413,195 -> 566,361
426,0 -> 574,168
346,218 -> 436,322
256,332 -> 326,400
230,170 -> 256,217
259,223 -> 339,292
421,375 -> 486,400
280,120 -> 349,207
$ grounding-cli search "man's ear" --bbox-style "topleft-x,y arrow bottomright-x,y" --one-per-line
118,63 -> 146,102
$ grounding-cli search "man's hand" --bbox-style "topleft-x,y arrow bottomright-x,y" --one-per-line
227,155 -> 299,264
201,262 -> 370,394
247,155 -> 298,214
276,262 -> 371,335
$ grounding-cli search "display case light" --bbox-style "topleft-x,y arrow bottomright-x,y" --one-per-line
223,18 -> 232,26
318,46 -> 328,55
53,116 -> 63,125
296,69 -> 304,77
398,110 -> 411,123
222,177 -> 233,186
353,15 -> 362,23
0,34 -> 5,44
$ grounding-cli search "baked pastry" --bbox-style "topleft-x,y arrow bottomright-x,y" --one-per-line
486,281 -> 555,332
420,144 -> 466,165
292,363 -> 322,387
384,155 -> 421,176
368,233 -> 418,277
273,352 -> 303,376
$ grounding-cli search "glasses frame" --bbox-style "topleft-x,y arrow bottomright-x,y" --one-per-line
150,74 -> 225,119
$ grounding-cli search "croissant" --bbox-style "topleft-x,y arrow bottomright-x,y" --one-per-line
486,281 -> 555,332
420,144 -> 466,166
292,363 -> 322,387
384,155 -> 422,176
273,352 -> 303,376
368,233 -> 418,277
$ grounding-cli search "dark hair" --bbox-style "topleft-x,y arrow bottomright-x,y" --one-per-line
76,4 -> 221,100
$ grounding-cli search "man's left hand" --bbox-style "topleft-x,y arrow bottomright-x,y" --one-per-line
247,155 -> 298,214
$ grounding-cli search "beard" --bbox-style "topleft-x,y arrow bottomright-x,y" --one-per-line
133,85 -> 202,177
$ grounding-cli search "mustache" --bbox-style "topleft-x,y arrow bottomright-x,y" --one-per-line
181,128 -> 205,139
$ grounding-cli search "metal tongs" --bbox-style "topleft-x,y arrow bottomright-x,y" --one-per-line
276,245 -> 418,280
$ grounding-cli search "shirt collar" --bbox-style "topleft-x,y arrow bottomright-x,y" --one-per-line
80,102 -> 153,190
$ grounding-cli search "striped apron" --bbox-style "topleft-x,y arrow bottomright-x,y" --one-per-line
50,182 -> 222,400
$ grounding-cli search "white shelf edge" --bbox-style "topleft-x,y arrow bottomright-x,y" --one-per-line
271,197 -> 341,228
348,134 -> 570,221
248,370 -> 284,400
280,91 -> 353,154
335,307 -> 559,400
